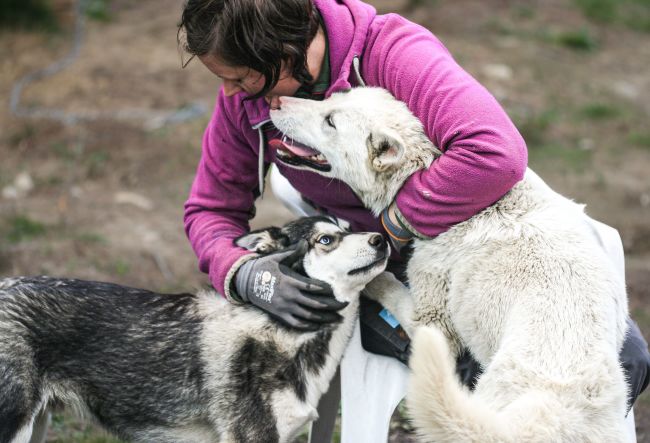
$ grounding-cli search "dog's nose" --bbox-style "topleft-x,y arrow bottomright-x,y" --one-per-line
368,234 -> 385,249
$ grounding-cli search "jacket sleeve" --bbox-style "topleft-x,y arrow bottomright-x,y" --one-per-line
363,14 -> 528,237
184,90 -> 259,300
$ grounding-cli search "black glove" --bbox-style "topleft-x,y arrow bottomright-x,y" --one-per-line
234,241 -> 348,330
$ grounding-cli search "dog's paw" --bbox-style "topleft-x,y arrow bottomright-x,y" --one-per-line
363,271 -> 407,303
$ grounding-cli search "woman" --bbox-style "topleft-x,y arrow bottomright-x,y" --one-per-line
178,0 -> 648,411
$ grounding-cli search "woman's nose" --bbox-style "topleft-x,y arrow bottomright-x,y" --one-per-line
267,96 -> 282,110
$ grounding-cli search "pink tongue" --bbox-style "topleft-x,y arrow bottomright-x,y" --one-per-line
269,138 -> 320,157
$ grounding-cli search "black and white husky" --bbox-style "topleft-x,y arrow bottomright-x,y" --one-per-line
0,216 -> 388,443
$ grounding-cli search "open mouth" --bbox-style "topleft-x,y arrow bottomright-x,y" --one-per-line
270,136 -> 331,172
348,253 -> 388,276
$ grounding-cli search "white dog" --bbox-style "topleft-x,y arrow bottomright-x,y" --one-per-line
270,88 -> 629,442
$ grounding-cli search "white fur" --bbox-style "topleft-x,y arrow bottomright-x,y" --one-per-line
197,224 -> 387,443
197,295 -> 365,443
271,87 -> 629,442
10,424 -> 33,443
271,389 -> 318,442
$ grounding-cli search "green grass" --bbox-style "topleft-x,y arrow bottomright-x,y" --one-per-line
85,0 -> 112,22
629,132 -> 650,149
76,232 -> 108,245
575,0 -> 619,23
52,146 -> 112,179
553,28 -> 598,51
75,232 -> 108,244
513,5 -> 536,19
578,103 -> 622,120
624,6 -> 650,32
113,259 -> 131,276
403,0 -> 437,11
631,307 -> 650,337
47,402 -> 417,442
8,125 -> 36,148
48,413 -> 310,443
514,108 -> 560,148
51,142 -> 110,179
0,0 -> 58,31
52,142 -> 79,161
86,150 -> 111,178
528,144 -> 593,173
0,0 -> 112,30
4,215 -> 47,243
575,0 -> 650,32
50,414 -> 124,443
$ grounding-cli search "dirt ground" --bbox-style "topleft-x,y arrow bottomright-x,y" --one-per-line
1,0 -> 649,441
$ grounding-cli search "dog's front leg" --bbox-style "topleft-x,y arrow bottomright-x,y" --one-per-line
409,270 -> 463,359
363,271 -> 416,337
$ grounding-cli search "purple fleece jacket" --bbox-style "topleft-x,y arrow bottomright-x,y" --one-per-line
184,0 -> 528,299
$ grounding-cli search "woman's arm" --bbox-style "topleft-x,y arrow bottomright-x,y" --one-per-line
184,90 -> 259,299
363,14 -> 527,237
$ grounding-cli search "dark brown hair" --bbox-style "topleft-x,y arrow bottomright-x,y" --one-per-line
178,0 -> 320,99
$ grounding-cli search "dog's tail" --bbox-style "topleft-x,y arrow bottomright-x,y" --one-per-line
407,326 -> 564,443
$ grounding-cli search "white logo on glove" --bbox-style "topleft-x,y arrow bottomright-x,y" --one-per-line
253,271 -> 276,303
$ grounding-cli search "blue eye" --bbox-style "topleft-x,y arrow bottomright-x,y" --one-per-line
318,235 -> 332,245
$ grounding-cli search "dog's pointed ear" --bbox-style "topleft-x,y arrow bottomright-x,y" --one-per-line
328,215 -> 351,232
367,129 -> 405,172
235,227 -> 289,254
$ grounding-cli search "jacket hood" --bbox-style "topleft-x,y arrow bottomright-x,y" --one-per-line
243,0 -> 377,127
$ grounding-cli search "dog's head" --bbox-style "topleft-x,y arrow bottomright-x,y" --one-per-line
236,216 -> 389,296
269,88 -> 440,214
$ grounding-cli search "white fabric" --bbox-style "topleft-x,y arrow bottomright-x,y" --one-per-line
269,165 -> 320,217
587,217 -> 636,443
340,321 -> 410,442
271,166 -> 636,443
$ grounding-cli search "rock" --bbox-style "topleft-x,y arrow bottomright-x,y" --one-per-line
70,186 -> 84,199
641,193 -> 650,208
611,81 -> 638,100
1,186 -> 18,200
2,172 -> 34,200
579,138 -> 595,151
482,63 -> 513,81
15,172 -> 34,193
114,192 -> 154,211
